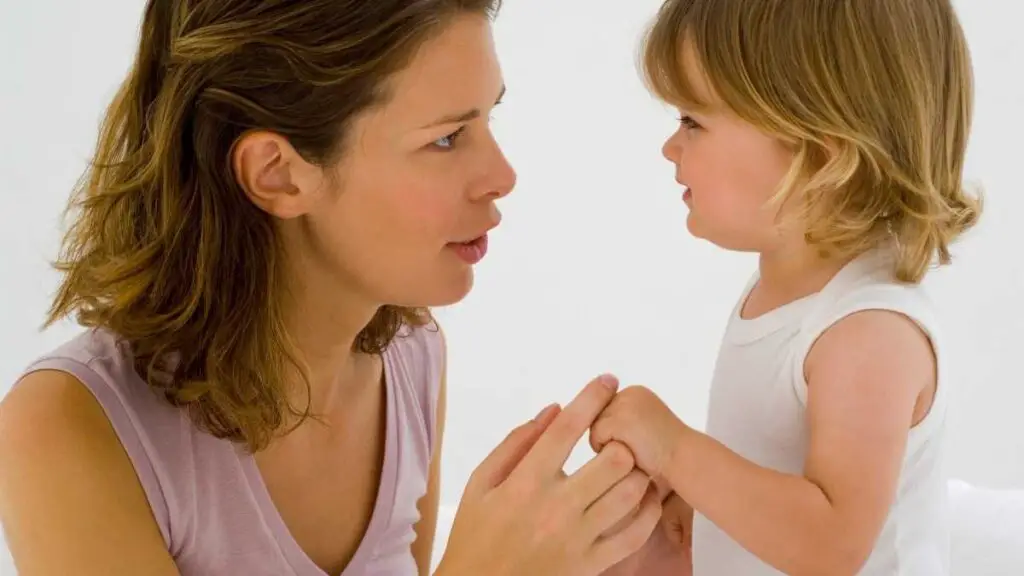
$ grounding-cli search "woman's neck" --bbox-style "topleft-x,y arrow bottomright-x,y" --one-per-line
272,216 -> 389,418
278,274 -> 382,420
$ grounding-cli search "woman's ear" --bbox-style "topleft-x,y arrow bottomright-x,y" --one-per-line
232,131 -> 324,219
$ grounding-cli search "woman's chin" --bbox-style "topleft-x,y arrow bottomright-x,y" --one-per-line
391,269 -> 475,309
439,268 -> 476,305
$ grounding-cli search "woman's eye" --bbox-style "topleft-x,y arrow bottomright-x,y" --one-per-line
433,126 -> 467,150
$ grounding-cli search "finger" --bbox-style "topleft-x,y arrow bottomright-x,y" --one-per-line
466,404 -> 561,495
587,483 -> 662,573
665,494 -> 694,548
516,374 -> 619,478
565,441 -> 636,511
492,404 -> 562,484
535,402 -> 562,430
589,412 -> 613,454
653,477 -> 673,502
579,468 -> 651,540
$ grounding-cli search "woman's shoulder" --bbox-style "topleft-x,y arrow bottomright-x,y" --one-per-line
389,319 -> 445,378
4,329 -> 191,543
14,329 -> 187,432
387,316 -> 445,385
1,362 -> 140,464
0,350 -> 178,569
384,319 -> 446,450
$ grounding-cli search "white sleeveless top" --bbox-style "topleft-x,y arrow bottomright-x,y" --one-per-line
692,248 -> 950,575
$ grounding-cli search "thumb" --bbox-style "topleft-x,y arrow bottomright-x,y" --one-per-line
466,404 -> 561,496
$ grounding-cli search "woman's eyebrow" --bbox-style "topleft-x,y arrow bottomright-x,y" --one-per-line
420,84 -> 506,128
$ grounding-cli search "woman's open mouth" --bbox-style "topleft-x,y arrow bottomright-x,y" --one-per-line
447,234 -> 489,264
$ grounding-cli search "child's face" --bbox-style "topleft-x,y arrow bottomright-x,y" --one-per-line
659,51 -> 795,252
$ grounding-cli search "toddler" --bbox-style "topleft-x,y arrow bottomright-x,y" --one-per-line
595,0 -> 980,574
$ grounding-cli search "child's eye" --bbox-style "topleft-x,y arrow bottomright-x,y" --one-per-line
678,115 -> 701,130
433,126 -> 467,150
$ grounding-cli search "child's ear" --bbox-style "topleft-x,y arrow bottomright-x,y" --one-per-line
820,136 -> 846,162
231,131 -> 325,219
797,136 -> 843,173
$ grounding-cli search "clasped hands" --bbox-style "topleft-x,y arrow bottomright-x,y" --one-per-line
589,375 -> 694,576
437,374 -> 693,576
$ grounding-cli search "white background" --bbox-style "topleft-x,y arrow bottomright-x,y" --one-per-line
1,0 -> 1022,572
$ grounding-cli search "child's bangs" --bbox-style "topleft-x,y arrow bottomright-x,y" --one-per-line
640,0 -> 717,113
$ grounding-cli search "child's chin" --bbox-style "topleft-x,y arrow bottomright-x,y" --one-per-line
685,218 -> 753,252
684,213 -> 707,241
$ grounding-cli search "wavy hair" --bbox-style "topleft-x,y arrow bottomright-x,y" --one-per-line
47,0 -> 501,451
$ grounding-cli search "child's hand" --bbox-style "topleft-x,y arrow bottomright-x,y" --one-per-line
661,491 -> 694,563
589,386 -> 688,480
599,488 -> 694,576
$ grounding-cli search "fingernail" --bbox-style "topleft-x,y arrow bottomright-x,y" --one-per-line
534,403 -> 559,422
598,373 -> 619,391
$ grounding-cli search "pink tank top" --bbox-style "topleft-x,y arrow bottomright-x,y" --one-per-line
20,324 -> 444,575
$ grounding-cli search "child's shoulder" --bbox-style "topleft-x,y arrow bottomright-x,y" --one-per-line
806,249 -> 939,338
799,258 -> 946,434
792,250 -> 944,399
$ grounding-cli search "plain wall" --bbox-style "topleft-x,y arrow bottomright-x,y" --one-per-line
1,0 -> 1022,572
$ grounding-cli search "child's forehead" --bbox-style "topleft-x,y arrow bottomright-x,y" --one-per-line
643,13 -> 727,115
667,41 -> 724,114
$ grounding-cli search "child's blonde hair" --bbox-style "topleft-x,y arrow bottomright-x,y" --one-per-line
641,0 -> 981,282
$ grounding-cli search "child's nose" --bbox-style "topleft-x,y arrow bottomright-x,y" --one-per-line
662,137 -> 681,163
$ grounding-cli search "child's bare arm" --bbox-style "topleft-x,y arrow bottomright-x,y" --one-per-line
659,309 -> 934,575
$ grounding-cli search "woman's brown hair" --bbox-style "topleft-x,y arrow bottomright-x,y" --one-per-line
642,0 -> 981,282
47,0 -> 501,451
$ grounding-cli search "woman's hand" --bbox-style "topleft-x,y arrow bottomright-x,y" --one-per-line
435,375 -> 663,576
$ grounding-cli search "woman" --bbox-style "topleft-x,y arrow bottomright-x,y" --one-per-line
0,1 -> 665,575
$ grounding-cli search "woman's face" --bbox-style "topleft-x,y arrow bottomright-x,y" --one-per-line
240,14 -> 515,310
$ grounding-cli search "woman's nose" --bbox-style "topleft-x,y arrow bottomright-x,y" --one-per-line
473,140 -> 517,201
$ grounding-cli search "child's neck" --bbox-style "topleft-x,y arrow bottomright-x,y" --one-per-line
746,244 -> 852,318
